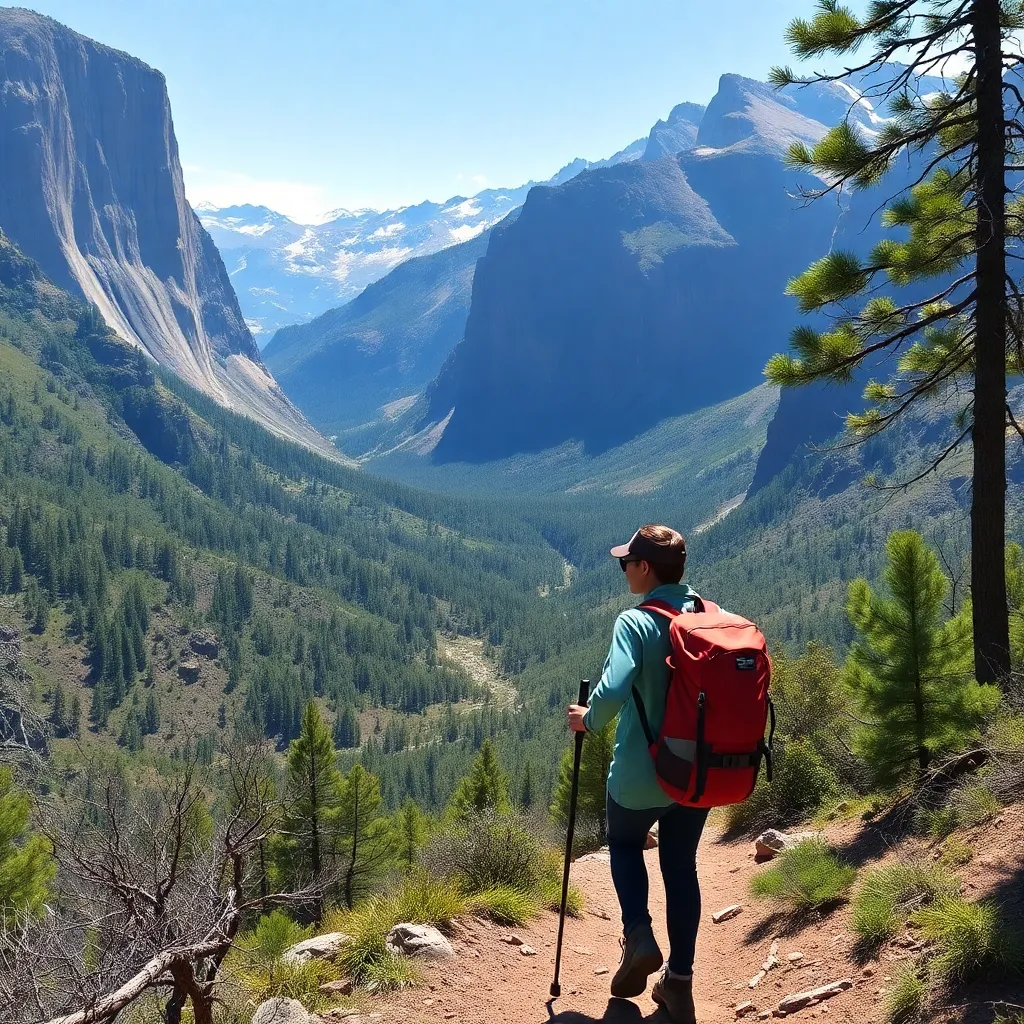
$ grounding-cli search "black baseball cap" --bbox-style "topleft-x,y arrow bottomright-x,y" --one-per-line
610,528 -> 686,565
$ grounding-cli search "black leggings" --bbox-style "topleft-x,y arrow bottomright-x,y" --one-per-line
606,795 -> 709,975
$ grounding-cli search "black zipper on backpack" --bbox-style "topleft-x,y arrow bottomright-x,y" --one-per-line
691,690 -> 708,802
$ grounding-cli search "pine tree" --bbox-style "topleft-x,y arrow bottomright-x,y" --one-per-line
519,761 -> 535,810
50,683 -> 68,737
844,531 -> 999,786
551,718 -> 615,846
766,1 -> 1024,683
0,768 -> 54,915
283,702 -> 342,921
118,713 -> 143,752
336,763 -> 393,908
447,739 -> 511,821
333,705 -> 360,749
395,797 -> 427,873
143,692 -> 160,735
8,549 -> 22,593
90,679 -> 110,729
68,693 -> 82,738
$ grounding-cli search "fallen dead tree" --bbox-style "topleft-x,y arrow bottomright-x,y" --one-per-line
0,737 -> 322,1024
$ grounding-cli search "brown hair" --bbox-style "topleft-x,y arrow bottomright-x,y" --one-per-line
638,524 -> 686,585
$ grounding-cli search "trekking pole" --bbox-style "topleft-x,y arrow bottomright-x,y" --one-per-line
550,678 -> 590,999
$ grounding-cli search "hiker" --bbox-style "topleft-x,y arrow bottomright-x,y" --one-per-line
567,524 -> 707,1024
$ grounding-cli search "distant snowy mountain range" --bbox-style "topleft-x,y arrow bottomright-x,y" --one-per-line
194,133 -> 660,340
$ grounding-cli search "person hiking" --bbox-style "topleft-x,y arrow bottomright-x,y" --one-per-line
567,524 -> 708,1024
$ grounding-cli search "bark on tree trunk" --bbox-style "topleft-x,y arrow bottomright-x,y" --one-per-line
971,0 -> 1010,684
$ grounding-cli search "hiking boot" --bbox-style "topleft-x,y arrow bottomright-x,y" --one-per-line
651,969 -> 696,1024
609,923 -> 663,998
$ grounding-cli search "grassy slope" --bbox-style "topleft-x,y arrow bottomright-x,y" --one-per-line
368,383 -> 780,536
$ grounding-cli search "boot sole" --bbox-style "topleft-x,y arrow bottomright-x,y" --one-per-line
609,948 -> 663,999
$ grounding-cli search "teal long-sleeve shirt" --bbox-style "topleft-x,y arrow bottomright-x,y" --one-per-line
583,583 -> 699,810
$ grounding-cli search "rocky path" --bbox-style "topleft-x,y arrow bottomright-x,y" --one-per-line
375,808 -> 1024,1024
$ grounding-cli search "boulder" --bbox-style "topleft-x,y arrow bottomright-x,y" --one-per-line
385,923 -> 455,960
177,659 -> 201,684
189,630 -> 220,658
754,829 -> 822,859
252,998 -> 318,1024
320,979 -> 355,997
281,932 -> 350,966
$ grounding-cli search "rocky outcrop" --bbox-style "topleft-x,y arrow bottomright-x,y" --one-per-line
0,10 -> 335,458
251,998 -> 318,1024
188,631 -> 220,659
177,660 -> 201,684
281,932 -> 350,966
754,829 -> 823,859
642,101 -> 705,160
385,923 -> 454,959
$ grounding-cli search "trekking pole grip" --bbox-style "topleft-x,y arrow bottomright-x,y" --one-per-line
576,678 -> 589,708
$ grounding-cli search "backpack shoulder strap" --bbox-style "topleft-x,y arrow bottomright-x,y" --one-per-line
630,594 -> 708,748
638,594 -> 711,616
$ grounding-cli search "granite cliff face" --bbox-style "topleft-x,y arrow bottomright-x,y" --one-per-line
0,9 -> 334,456
423,75 -> 852,462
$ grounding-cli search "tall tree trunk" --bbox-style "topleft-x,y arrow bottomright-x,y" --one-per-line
310,762 -> 322,923
345,781 -> 359,910
971,0 -> 1010,684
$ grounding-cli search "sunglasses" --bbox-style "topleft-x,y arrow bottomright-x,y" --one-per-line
619,557 -> 643,571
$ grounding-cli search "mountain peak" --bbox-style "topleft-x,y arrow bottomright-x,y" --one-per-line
642,100 -> 706,161
695,73 -> 826,155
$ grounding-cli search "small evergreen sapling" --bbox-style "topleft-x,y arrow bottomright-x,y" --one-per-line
446,738 -> 510,821
843,531 -> 998,786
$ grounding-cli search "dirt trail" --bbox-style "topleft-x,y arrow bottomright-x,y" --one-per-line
437,634 -> 517,709
376,806 -> 1024,1024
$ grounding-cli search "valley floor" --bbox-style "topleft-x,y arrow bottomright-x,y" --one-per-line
371,806 -> 1023,1024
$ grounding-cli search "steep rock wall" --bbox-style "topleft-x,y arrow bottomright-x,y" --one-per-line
0,9 -> 335,457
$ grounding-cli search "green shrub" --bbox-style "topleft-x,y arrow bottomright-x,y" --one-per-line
469,885 -> 541,925
989,710 -> 1024,752
936,837 -> 973,868
913,896 -> 1018,983
913,804 -> 959,839
723,738 -> 840,833
248,960 -> 337,1009
235,910 -> 310,966
422,810 -> 541,893
885,965 -> 925,1024
384,871 -> 469,931
537,852 -> 584,918
994,1011 -> 1024,1024
750,839 -> 856,913
949,783 -> 1001,826
229,911 -> 335,1011
333,896 -> 420,992
228,911 -> 335,1007
851,864 -> 958,946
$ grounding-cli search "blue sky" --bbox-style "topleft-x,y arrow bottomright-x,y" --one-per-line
25,1 -> 817,221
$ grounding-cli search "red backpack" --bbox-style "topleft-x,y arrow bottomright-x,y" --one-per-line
632,594 -> 774,808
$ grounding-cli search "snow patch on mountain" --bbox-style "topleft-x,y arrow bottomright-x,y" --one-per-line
197,113 -> 680,337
